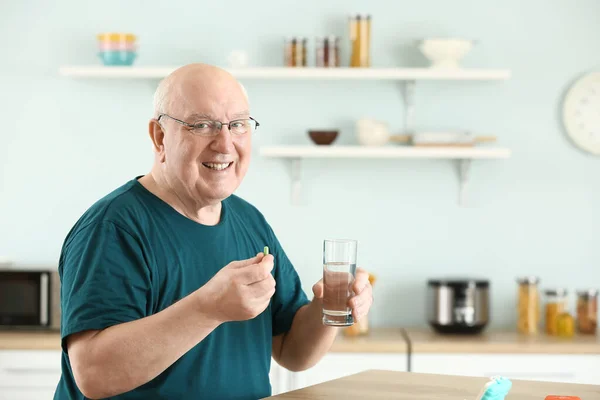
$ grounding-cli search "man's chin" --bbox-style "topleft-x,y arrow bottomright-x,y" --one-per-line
198,183 -> 238,202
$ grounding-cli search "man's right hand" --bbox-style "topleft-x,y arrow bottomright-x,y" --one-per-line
199,253 -> 276,323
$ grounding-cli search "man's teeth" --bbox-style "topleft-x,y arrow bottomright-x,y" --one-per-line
203,162 -> 231,170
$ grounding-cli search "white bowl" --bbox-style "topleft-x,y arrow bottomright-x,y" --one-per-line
418,38 -> 473,68
356,118 -> 389,146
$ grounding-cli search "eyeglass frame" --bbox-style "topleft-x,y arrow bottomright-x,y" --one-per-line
156,113 -> 260,136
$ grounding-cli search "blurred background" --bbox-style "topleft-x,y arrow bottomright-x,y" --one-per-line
2,0 -> 598,328
1,1 -> 599,397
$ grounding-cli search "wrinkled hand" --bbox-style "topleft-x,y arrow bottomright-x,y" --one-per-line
202,253 -> 276,323
312,268 -> 373,322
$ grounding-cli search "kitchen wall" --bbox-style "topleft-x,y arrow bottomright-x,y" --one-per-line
1,0 -> 599,329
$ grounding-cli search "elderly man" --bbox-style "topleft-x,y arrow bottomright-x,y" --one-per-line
54,64 -> 373,399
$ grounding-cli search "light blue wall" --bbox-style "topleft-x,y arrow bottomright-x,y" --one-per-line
1,0 -> 599,328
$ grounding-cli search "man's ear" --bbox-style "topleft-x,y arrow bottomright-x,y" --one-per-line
149,119 -> 166,163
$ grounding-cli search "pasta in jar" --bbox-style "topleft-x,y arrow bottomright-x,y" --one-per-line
517,277 -> 540,334
545,289 -> 568,336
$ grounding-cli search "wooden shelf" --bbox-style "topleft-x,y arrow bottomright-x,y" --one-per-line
59,66 -> 511,81
260,145 -> 512,206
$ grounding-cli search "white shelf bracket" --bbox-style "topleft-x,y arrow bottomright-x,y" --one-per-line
290,158 -> 302,205
457,159 -> 472,207
401,80 -> 416,133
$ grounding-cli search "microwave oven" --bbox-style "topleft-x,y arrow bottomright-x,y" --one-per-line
0,269 -> 61,330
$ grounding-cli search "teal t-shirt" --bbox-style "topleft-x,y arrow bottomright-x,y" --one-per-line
54,177 -> 309,399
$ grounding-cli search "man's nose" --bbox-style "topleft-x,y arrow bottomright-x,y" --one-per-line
210,125 -> 235,153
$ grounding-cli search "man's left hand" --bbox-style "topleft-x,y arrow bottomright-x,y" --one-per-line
312,268 -> 374,322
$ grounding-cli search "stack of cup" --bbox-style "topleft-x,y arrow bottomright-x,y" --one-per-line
97,33 -> 137,66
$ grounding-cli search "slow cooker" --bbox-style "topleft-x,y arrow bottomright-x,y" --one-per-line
427,278 -> 490,334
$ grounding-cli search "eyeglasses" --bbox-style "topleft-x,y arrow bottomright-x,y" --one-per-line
157,114 -> 260,137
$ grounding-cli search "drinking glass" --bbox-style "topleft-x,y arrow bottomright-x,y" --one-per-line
322,239 -> 357,326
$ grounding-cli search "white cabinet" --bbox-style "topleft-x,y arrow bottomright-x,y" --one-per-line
0,350 -> 61,400
289,353 -> 408,391
0,389 -> 58,400
269,359 -> 289,395
412,353 -> 600,385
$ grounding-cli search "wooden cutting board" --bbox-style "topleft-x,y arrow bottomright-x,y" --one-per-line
265,370 -> 600,399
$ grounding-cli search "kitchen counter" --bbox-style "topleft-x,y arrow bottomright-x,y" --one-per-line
330,328 -> 408,353
331,328 -> 600,354
265,369 -> 600,399
0,328 -> 409,352
0,331 -> 61,350
2,328 -> 599,355
405,328 -> 600,354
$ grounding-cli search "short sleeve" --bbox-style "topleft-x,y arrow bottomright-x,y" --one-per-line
59,221 -> 152,352
269,227 -> 310,337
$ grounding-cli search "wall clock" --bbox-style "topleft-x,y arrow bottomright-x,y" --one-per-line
562,71 -> 600,155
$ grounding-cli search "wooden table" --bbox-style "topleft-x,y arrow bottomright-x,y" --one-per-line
265,370 -> 600,399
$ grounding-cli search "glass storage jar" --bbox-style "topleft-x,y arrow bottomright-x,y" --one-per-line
576,289 -> 598,334
545,288 -> 568,335
343,273 -> 376,337
557,311 -> 575,337
349,14 -> 371,67
517,277 -> 540,334
284,37 -> 307,67
316,36 -> 340,67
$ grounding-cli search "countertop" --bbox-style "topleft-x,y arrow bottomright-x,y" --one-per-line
265,369 -> 600,399
0,331 -> 61,350
330,328 -> 408,353
1,328 -> 599,355
405,328 -> 600,354
330,328 -> 600,354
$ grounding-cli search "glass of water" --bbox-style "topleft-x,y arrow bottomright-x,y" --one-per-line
322,239 -> 357,326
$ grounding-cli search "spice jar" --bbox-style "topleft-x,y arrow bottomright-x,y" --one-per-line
516,277 -> 540,334
545,289 -> 568,335
316,36 -> 340,67
284,37 -> 307,67
343,273 -> 376,337
349,14 -> 371,67
576,289 -> 598,334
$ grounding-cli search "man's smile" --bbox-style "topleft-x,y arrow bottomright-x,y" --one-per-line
202,161 -> 233,171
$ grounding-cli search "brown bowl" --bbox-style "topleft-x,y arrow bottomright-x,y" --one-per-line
308,130 -> 339,145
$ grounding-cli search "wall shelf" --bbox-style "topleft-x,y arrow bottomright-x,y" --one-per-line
59,66 -> 511,81
59,65 -> 512,206
260,145 -> 512,206
261,145 -> 511,159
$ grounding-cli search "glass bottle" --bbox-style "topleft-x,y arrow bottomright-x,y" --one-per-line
516,277 -> 540,334
576,289 -> 598,334
544,289 -> 568,335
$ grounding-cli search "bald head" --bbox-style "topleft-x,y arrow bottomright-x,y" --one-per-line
153,63 -> 248,118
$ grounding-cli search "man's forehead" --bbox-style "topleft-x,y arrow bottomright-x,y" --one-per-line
186,110 -> 250,120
